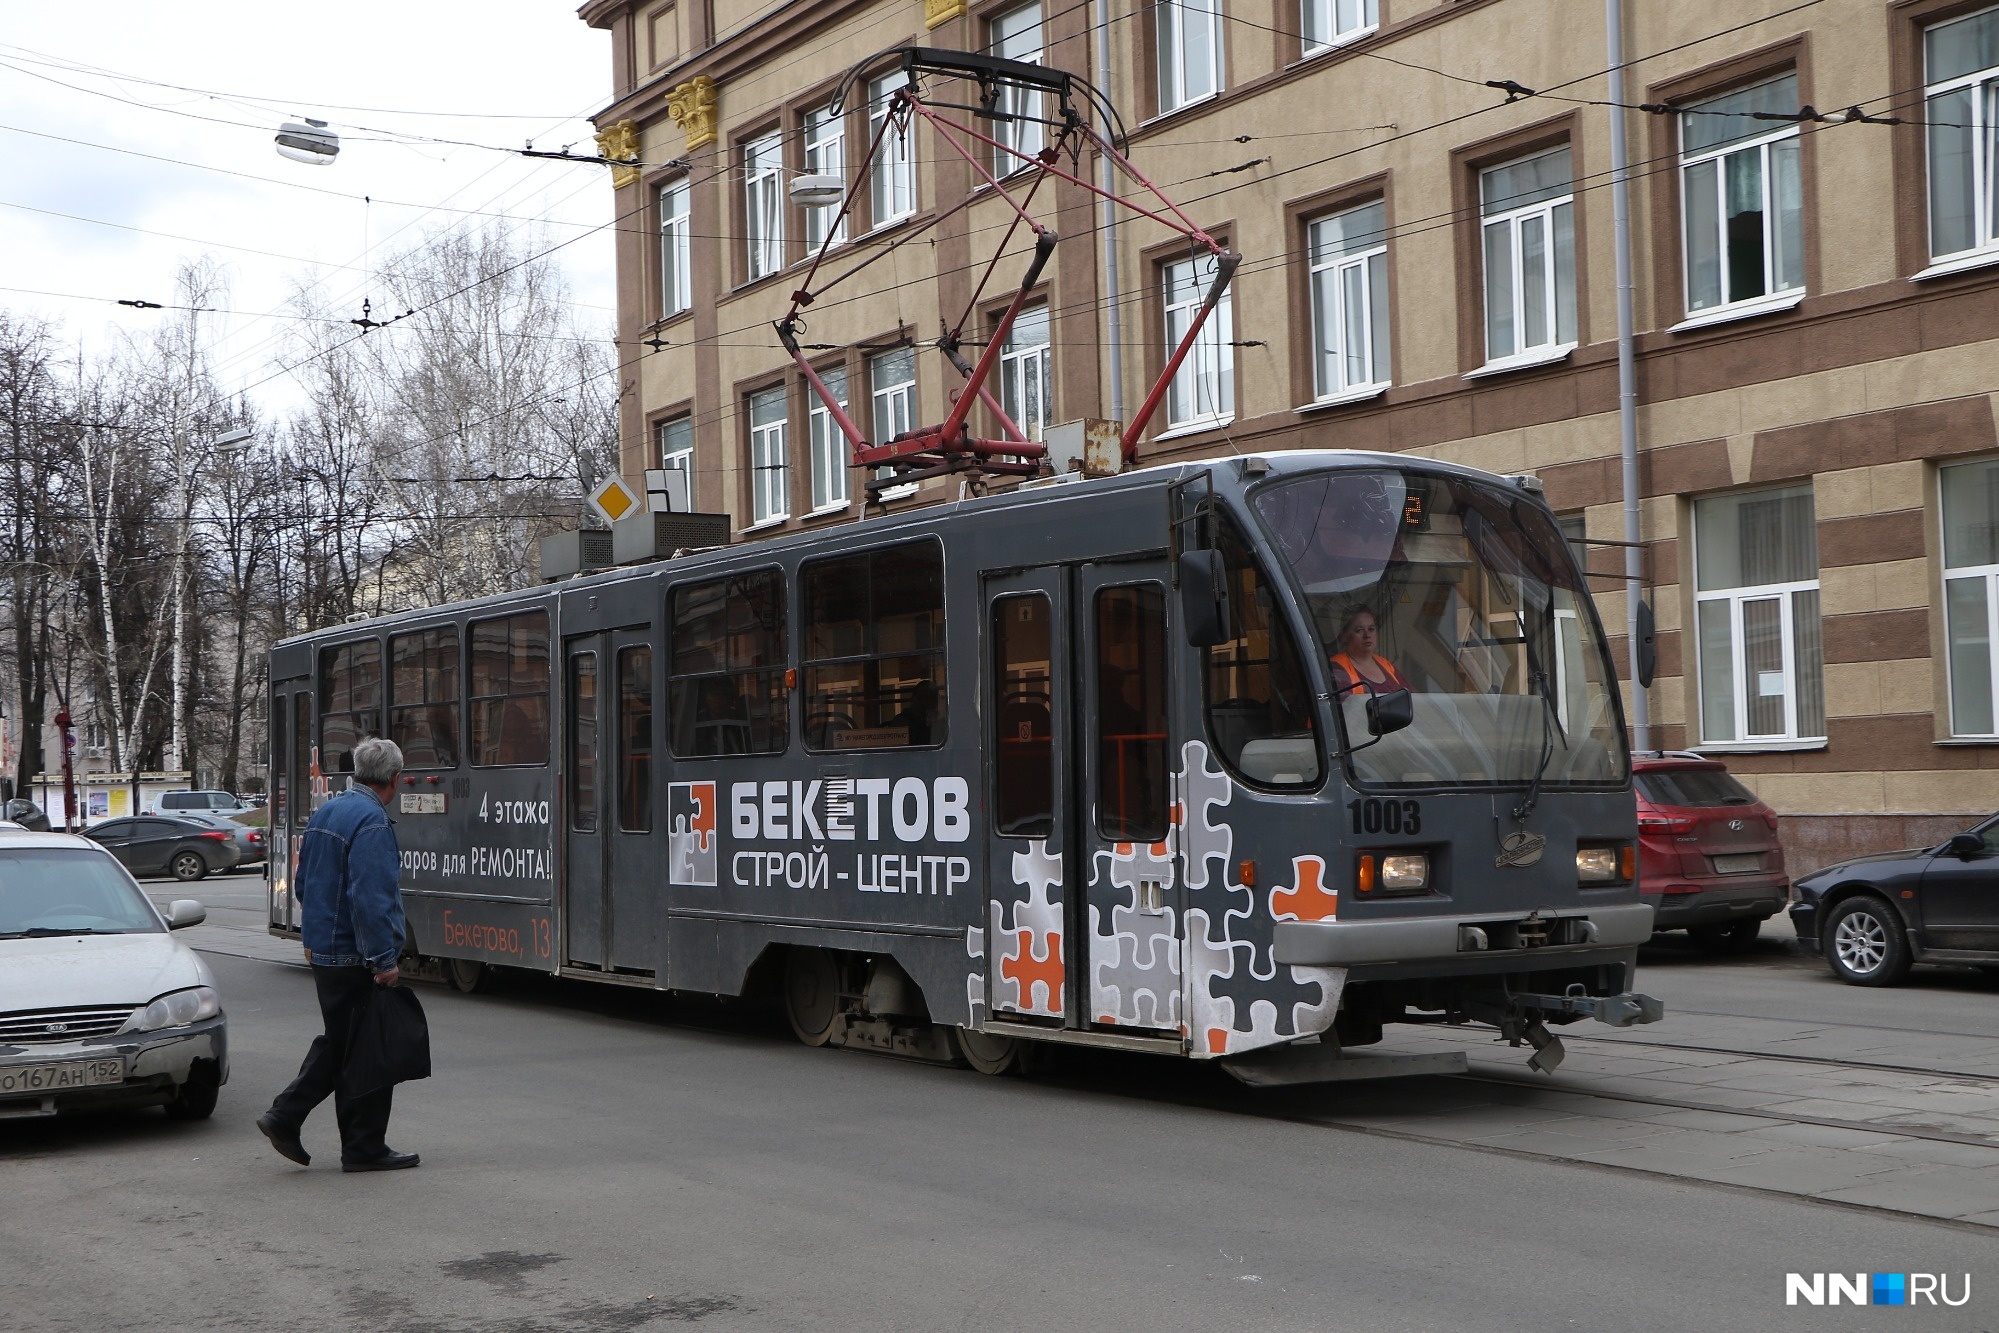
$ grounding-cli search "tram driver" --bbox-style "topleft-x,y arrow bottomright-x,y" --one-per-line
1328,604 -> 1410,700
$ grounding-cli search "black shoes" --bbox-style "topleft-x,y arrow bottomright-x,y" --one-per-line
341,1149 -> 421,1173
255,1113 -> 310,1166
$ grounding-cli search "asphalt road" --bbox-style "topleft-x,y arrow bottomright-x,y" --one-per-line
3,908 -> 1996,1332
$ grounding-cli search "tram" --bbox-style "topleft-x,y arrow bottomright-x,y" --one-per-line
267,449 -> 1663,1081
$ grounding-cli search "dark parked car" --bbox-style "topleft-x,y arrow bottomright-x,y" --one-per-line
1635,753 -> 1790,952
1791,814 -> 1999,986
83,817 -> 240,883
2,798 -> 51,832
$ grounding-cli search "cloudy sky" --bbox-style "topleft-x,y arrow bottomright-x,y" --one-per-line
0,2 -> 614,413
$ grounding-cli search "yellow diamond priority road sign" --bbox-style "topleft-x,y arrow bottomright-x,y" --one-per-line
588,474 -> 641,526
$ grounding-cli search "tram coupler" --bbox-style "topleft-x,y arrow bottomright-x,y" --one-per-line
1512,985 -> 1665,1029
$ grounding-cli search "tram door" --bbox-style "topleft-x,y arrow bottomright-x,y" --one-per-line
983,563 -> 1180,1032
562,630 -> 659,973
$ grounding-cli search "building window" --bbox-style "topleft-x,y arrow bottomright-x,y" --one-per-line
748,385 -> 789,524
1941,458 -> 1999,736
1679,74 -> 1804,315
803,102 -> 846,251
469,611 -> 551,766
998,303 -> 1051,440
1925,5 -> 1999,263
658,415 -> 693,473
318,639 -> 382,776
658,178 -> 691,317
744,130 -> 785,281
801,541 -> 947,750
1307,200 -> 1389,399
809,365 -> 851,512
1693,485 -> 1824,744
868,72 -> 917,225
1163,253 -> 1233,429
668,570 -> 789,757
1301,0 -> 1376,55
1157,0 -> 1223,115
389,626 -> 460,769
990,3 -> 1045,171
869,346 -> 918,497
1480,147 -> 1576,364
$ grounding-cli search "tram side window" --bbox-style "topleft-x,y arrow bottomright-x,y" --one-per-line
1205,519 -> 1318,787
668,570 -> 788,757
1095,584 -> 1168,842
992,593 -> 1054,836
389,626 -> 460,768
619,646 -> 653,832
318,639 -> 382,776
470,610 -> 551,766
802,541 -> 946,750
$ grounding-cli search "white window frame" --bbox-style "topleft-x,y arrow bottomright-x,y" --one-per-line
1940,458 -> 1999,737
748,387 -> 790,525
803,102 -> 847,252
657,416 -> 693,473
1163,253 -> 1234,430
1307,203 -> 1390,402
990,4 -> 1046,173
998,304 -> 1051,440
658,178 -> 691,317
1478,149 -> 1576,368
868,72 -> 917,227
808,365 -> 851,513
1692,488 -> 1825,747
1300,0 -> 1376,57
1677,79 -> 1805,319
1923,6 -> 1999,266
1157,0 -> 1224,116
744,131 -> 785,282
868,347 -> 919,499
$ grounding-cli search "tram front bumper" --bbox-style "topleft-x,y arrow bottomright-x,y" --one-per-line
1272,901 -> 1656,968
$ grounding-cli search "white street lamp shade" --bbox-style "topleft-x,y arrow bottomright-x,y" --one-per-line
789,173 -> 845,207
276,120 -> 339,165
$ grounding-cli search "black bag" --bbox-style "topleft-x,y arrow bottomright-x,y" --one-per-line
341,982 -> 432,1098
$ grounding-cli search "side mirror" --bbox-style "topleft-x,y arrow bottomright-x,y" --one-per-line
1178,549 -> 1229,647
1635,599 -> 1658,689
165,899 -> 207,930
1945,833 -> 1984,859
1366,688 -> 1414,737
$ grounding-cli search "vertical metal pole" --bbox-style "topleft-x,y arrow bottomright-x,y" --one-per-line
1094,0 -> 1125,427
1607,0 -> 1650,754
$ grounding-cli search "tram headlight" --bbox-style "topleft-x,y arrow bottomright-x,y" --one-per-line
1358,852 -> 1428,895
1576,845 -> 1629,884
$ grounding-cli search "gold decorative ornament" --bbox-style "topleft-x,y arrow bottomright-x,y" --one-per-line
924,0 -> 966,28
666,76 -> 718,151
594,119 -> 643,189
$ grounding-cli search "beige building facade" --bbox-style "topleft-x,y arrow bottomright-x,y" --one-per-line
581,0 -> 1999,872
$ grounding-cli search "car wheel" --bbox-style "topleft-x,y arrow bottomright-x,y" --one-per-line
163,1061 -> 220,1120
170,851 -> 208,883
1689,919 -> 1761,955
1824,895 -> 1913,987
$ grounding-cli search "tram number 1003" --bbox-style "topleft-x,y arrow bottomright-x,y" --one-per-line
1348,797 -> 1423,836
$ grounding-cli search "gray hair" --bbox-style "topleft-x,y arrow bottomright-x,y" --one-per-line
351,737 -> 404,786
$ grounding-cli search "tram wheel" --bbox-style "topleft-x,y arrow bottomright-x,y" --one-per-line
784,948 -> 841,1047
954,1027 -> 1021,1076
447,958 -> 490,993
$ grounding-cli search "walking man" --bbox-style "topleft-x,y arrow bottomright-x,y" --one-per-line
257,736 -> 421,1172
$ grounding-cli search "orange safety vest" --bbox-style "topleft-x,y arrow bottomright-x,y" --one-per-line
1330,652 -> 1406,695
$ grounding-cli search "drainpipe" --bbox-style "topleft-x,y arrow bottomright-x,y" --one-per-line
1607,0 -> 1650,753
1094,0 -> 1125,428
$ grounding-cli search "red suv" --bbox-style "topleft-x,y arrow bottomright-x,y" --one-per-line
1634,754 -> 1790,953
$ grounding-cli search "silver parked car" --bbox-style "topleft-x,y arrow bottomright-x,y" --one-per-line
171,812 -> 267,871
0,830 -> 228,1120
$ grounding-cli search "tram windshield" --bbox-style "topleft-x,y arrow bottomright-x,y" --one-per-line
1254,469 -> 1628,789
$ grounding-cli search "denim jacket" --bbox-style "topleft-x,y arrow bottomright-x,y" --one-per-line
297,786 -> 406,971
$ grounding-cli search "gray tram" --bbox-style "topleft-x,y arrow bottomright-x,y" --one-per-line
267,449 -> 1662,1080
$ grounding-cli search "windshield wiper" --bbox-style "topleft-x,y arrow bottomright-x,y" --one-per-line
1,927 -> 121,938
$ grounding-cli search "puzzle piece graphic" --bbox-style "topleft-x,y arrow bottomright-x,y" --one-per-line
1269,856 -> 1337,922
993,839 -> 1064,1017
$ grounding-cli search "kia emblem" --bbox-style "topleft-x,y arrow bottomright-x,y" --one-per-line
44,1022 -> 68,1034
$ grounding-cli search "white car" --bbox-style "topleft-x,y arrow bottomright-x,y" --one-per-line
152,790 -> 257,819
0,830 -> 228,1120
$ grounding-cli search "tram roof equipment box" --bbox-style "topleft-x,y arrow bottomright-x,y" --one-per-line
611,510 -> 732,565
539,528 -> 614,582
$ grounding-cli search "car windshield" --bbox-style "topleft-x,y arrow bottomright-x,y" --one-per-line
0,849 -> 163,937
1637,768 -> 1756,807
1254,468 -> 1629,789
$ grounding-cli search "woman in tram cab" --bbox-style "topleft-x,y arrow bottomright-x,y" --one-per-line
1327,604 -> 1409,699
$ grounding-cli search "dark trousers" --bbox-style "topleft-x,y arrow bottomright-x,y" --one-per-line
268,966 -> 393,1162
